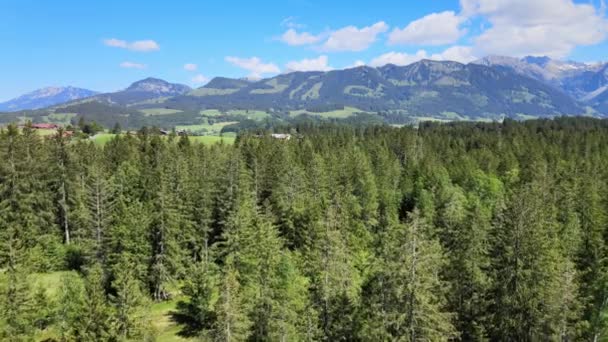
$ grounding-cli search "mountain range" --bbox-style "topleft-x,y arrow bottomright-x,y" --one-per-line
0,86 -> 98,112
473,56 -> 608,112
89,77 -> 192,106
1,56 -> 607,129
164,60 -> 585,119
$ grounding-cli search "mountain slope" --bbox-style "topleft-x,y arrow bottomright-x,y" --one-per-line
474,55 -> 607,113
65,78 -> 193,107
0,86 -> 98,111
474,55 -> 600,84
164,60 -> 586,118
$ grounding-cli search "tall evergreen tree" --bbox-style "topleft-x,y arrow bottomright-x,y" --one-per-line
56,272 -> 85,341
78,264 -> 114,340
111,258 -> 153,340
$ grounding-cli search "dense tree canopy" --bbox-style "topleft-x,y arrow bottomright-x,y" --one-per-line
0,118 -> 607,341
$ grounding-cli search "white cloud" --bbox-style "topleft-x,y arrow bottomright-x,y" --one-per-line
461,0 -> 608,58
281,16 -> 305,29
119,61 -> 147,69
192,74 -> 209,84
280,29 -> 323,46
369,45 -> 477,67
321,21 -> 389,52
431,45 -> 477,63
184,63 -> 198,71
389,11 -> 466,46
369,50 -> 429,67
285,55 -> 332,72
104,38 -> 160,52
225,56 -> 280,78
346,60 -> 366,69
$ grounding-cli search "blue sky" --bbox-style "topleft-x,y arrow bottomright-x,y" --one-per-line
1,0 -> 607,101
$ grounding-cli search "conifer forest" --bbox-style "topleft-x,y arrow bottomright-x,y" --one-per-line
1,117 -> 607,341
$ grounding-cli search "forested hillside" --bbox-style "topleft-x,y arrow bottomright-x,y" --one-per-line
1,118 -> 607,341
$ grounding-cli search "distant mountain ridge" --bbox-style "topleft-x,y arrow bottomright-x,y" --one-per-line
88,77 -> 192,107
163,59 -> 586,119
0,86 -> 98,112
473,55 -> 608,111
2,57 -> 608,129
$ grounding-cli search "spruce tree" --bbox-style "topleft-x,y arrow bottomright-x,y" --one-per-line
111,258 -> 152,340
78,264 -> 114,340
213,263 -> 252,342
56,272 -> 85,341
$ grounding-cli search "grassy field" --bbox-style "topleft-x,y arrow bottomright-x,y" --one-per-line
176,121 -> 238,135
199,109 -> 270,120
151,297 -> 192,341
90,132 -> 236,146
199,109 -> 224,117
141,108 -> 184,116
189,88 -> 240,96
90,133 -> 117,146
34,128 -> 60,136
227,109 -> 270,120
289,106 -> 367,119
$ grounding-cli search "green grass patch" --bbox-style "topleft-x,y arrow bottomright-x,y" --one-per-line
141,108 -> 184,116
90,133 -> 235,146
226,110 -> 270,120
189,88 -> 240,96
344,85 -> 384,98
90,133 -> 117,146
200,109 -> 224,117
30,271 -> 75,297
302,82 -> 322,100
290,106 -> 367,119
32,129 -> 59,137
200,109 -> 270,121
176,121 -> 238,135
130,96 -> 171,105
250,78 -> 289,94
150,297 -> 193,341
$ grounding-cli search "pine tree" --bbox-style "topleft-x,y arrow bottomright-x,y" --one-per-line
86,159 -> 114,260
490,179 -> 580,340
307,194 -> 362,341
576,174 -> 608,341
150,170 -> 183,301
111,258 -> 152,340
56,272 -> 85,341
444,194 -> 492,340
268,252 -> 318,342
384,210 -> 455,341
78,264 -> 114,340
177,252 -> 218,336
0,124 -> 57,271
213,263 -> 252,342
32,286 -> 54,331
50,128 -> 73,245
0,261 -> 34,341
